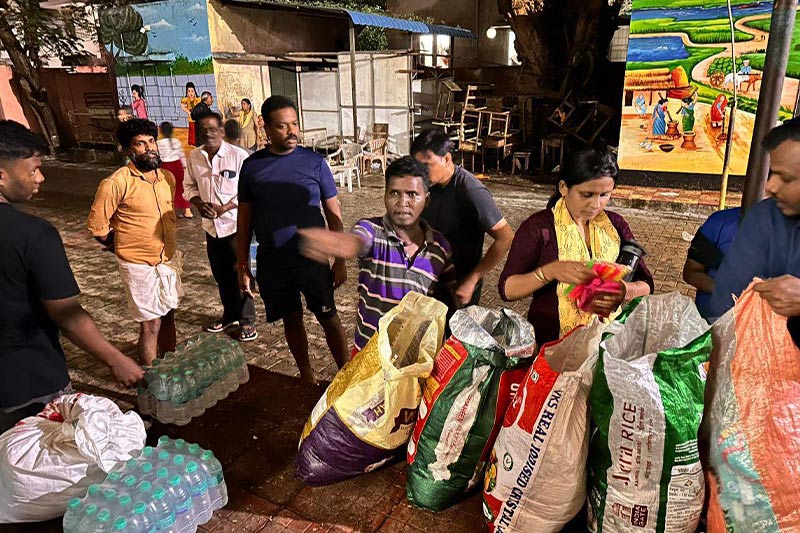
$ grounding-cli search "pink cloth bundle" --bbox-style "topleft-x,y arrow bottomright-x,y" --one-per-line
565,262 -> 629,315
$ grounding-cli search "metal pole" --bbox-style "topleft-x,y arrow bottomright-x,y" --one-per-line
742,0 -> 798,210
349,22 -> 359,142
719,0 -> 738,210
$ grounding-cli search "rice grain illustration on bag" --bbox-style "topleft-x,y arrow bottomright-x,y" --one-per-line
704,282 -> 800,533
406,306 -> 536,512
483,319 -> 606,533
587,293 -> 711,533
296,292 -> 447,486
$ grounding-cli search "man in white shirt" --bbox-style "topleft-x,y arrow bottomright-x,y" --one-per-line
184,111 -> 257,341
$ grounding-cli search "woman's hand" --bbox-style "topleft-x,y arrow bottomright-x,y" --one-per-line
587,282 -> 626,318
543,261 -> 596,286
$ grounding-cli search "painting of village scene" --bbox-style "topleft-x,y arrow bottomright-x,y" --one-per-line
619,0 -> 800,176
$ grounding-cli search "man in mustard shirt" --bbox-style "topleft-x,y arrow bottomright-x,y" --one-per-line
87,119 -> 181,365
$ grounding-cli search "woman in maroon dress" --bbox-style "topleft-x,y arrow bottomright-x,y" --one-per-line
498,147 -> 654,345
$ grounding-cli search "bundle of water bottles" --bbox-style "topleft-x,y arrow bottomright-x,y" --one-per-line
63,437 -> 227,533
138,334 -> 250,425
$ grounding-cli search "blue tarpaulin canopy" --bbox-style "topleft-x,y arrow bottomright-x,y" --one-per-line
344,10 -> 476,39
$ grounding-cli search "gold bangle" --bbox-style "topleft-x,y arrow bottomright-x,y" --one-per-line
533,267 -> 550,284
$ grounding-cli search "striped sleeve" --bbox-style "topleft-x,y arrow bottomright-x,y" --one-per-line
351,219 -> 377,258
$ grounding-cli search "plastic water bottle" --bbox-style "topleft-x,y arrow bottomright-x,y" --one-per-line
118,494 -> 134,516
112,517 -> 128,532
186,443 -> 203,460
128,501 -> 156,533
149,487 -> 176,533
137,480 -> 153,498
173,439 -> 187,454
137,381 -> 153,416
95,509 -> 114,533
183,370 -> 203,417
166,474 -> 195,531
104,471 -> 123,487
140,446 -> 156,461
63,497 -> 83,533
138,462 -> 154,482
170,376 -> 191,426
121,475 -> 138,493
157,436 -> 172,449
76,503 -> 99,532
184,461 -> 212,525
101,489 -> 119,517
154,466 -> 171,490
154,373 -> 173,423
200,450 -> 228,510
85,484 -> 103,505
157,451 -> 172,467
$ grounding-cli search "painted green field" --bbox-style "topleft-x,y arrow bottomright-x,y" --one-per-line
740,17 -> 800,78
627,45 -> 724,78
634,0 -> 758,9
116,56 -> 214,76
631,18 -> 752,44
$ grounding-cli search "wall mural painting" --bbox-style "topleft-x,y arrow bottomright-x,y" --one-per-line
99,1 -> 216,131
619,0 -> 800,176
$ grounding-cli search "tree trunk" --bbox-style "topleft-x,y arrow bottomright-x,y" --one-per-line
0,2 -> 60,151
499,0 -> 619,97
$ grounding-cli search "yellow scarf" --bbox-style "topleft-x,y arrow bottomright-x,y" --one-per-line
239,110 -> 253,129
553,197 -> 621,337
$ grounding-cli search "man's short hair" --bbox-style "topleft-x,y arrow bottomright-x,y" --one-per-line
385,156 -> 430,192
117,119 -> 158,149
201,91 -> 212,101
224,118 -> 241,140
410,129 -> 454,157
196,111 -> 223,128
763,116 -> 800,152
261,95 -> 297,125
0,120 -> 49,161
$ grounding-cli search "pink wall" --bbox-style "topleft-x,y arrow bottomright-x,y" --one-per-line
0,65 -> 30,126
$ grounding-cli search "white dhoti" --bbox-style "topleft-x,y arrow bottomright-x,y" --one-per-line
117,255 -> 183,322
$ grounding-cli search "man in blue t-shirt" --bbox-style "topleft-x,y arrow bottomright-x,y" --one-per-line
682,207 -> 741,319
710,117 -> 800,345
237,96 -> 348,383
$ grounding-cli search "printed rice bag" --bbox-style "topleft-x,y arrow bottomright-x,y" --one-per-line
588,293 -> 710,533
406,306 -> 536,512
704,283 -> 800,532
483,319 -> 605,533
296,292 -> 447,486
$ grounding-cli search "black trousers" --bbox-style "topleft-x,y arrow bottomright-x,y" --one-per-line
206,232 -> 255,326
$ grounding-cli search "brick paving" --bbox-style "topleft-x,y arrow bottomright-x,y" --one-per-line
5,159 -> 712,532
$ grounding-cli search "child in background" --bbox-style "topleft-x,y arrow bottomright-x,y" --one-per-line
157,121 -> 193,218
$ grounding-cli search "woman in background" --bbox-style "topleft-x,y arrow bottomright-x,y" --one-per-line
180,82 -> 201,146
256,114 -> 268,150
131,84 -> 148,119
157,121 -> 193,218
228,98 -> 258,151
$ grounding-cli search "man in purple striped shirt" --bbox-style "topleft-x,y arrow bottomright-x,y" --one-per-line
299,157 -> 455,355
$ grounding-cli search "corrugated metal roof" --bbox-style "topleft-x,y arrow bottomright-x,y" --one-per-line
345,9 -> 476,39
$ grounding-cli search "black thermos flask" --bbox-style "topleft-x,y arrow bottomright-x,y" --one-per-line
616,241 -> 646,282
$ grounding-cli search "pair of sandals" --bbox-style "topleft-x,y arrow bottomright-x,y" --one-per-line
206,320 -> 258,342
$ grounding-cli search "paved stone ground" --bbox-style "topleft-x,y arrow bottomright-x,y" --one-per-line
24,160 -> 707,401
6,160 -> 712,533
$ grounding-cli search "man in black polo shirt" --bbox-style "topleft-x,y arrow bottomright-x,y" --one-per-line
411,130 -> 514,307
0,121 -> 144,433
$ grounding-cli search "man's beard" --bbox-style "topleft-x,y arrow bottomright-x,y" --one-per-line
132,151 -> 162,171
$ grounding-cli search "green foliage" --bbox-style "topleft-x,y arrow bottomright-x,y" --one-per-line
739,17 -> 800,79
633,0 -> 759,9
2,0 -> 100,67
115,55 -> 214,76
631,18 -> 753,44
706,56 -> 744,76
99,5 -> 147,57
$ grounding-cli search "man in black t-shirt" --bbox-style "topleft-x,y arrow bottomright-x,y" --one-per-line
0,121 -> 144,433
412,130 -> 514,307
